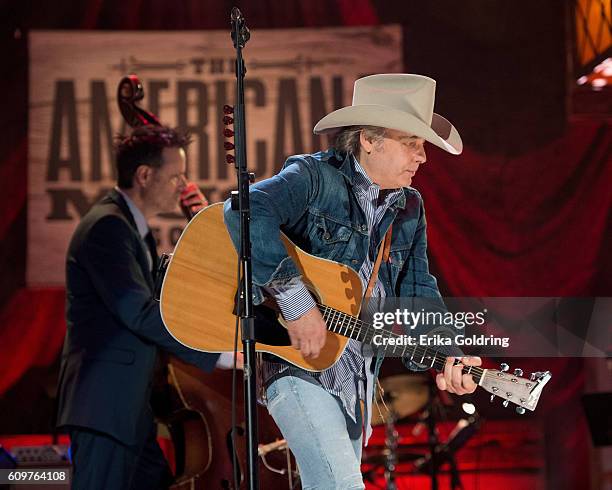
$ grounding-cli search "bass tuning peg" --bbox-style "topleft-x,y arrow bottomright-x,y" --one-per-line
514,368 -> 523,376
223,104 -> 234,114
500,363 -> 509,372
516,407 -> 525,415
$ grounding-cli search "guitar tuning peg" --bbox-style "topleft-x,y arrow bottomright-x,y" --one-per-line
502,400 -> 509,408
516,407 -> 526,415
490,394 -> 495,403
223,128 -> 234,138
530,371 -> 544,381
223,115 -> 234,125
224,141 -> 235,150
226,154 -> 235,164
513,368 -> 523,376
500,363 -> 509,372
223,104 -> 234,114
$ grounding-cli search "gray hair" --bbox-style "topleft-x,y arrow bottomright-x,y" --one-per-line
332,125 -> 387,156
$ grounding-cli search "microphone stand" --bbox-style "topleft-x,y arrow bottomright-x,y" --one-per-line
229,7 -> 259,490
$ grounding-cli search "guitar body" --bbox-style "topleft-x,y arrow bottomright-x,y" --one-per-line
161,203 -> 552,412
160,203 -> 363,371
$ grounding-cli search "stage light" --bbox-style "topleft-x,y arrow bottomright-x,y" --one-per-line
576,58 -> 611,90
462,402 -> 476,415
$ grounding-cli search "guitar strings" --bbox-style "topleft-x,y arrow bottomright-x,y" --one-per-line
315,301 -> 492,380
314,303 -> 536,398
304,302 -> 535,407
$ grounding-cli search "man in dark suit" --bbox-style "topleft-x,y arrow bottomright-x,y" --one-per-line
56,125 -> 225,489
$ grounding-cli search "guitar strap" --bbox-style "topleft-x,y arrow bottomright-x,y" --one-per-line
363,223 -> 392,425
364,224 -> 392,299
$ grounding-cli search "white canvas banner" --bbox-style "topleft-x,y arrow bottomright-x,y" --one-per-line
28,26 -> 402,285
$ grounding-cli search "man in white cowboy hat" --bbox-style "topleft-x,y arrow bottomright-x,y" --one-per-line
224,74 -> 480,488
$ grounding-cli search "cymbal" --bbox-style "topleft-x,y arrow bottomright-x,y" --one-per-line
371,374 -> 429,426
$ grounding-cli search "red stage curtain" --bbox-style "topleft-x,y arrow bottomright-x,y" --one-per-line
0,289 -> 66,395
421,120 -> 611,296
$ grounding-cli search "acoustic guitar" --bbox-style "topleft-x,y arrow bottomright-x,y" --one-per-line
160,203 -> 551,413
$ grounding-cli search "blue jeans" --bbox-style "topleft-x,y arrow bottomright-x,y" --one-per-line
266,375 -> 365,489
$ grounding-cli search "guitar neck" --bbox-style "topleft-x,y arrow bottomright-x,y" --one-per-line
318,303 -> 485,384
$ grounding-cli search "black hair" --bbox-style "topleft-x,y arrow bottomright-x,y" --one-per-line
115,125 -> 192,189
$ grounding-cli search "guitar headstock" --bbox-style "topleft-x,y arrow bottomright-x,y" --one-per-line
480,363 -> 551,414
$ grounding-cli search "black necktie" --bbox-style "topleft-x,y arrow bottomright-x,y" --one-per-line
144,230 -> 159,275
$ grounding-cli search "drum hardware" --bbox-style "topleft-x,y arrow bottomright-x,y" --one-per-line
365,372 -> 481,490
371,374 -> 430,426
366,373 -> 430,489
362,445 -> 424,467
414,414 -> 480,490
382,412 -> 399,490
257,439 -> 299,489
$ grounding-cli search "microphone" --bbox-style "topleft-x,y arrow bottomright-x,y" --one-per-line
231,7 -> 243,22
230,7 -> 250,47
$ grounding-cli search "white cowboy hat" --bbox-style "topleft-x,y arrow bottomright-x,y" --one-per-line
313,74 -> 462,155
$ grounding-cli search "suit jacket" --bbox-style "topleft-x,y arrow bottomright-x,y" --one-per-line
56,188 -> 218,445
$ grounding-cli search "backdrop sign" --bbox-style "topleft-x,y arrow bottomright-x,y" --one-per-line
28,27 -> 402,285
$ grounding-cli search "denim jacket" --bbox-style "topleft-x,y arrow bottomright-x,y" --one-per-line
223,148 -> 453,377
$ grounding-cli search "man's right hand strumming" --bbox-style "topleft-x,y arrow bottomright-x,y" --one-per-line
286,306 -> 327,359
